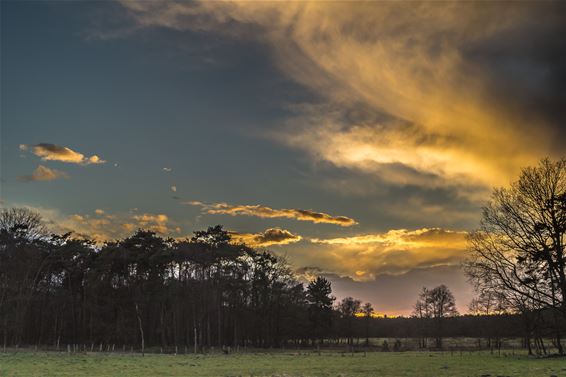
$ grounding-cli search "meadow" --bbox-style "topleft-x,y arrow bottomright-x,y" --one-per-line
1,350 -> 565,377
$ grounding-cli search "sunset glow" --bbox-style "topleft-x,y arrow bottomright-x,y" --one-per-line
1,1 -> 564,316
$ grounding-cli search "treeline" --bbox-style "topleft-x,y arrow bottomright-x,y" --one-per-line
1,206 -> 564,354
1,210 -> 318,351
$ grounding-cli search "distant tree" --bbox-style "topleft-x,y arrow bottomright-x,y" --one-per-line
393,338 -> 402,352
413,287 -> 432,348
465,158 -> 566,354
306,277 -> 334,346
429,285 -> 458,349
337,297 -> 361,348
413,287 -> 432,318
468,291 -> 508,316
361,302 -> 374,346
414,285 -> 457,349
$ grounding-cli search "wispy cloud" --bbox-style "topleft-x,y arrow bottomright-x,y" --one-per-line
20,143 -> 106,165
311,228 -> 467,247
186,200 -> 357,226
18,165 -> 69,182
279,227 -> 469,281
231,227 -> 302,247
117,1 -> 564,193
37,208 -> 180,242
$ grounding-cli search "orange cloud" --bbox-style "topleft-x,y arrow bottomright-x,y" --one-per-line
21,143 -> 106,165
131,213 -> 170,234
282,228 -> 469,281
119,1 -> 562,192
42,209 -> 180,242
311,228 -> 468,247
187,200 -> 357,226
231,227 -> 302,247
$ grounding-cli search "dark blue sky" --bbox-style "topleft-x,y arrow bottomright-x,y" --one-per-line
1,1 -> 564,314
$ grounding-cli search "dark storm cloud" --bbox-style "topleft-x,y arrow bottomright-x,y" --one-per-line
461,2 -> 566,146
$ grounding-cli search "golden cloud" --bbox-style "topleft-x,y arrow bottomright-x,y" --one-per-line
311,228 -> 467,247
21,143 -> 106,165
186,200 -> 357,226
280,228 -> 469,281
131,213 -> 170,234
119,1 -> 562,190
231,227 -> 302,247
43,209 -> 180,243
18,165 -> 69,182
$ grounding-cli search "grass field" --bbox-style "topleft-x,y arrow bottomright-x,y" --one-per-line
1,351 -> 565,377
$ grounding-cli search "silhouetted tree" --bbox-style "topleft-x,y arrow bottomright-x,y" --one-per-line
0,211 -> 314,350
306,277 -> 334,346
362,302 -> 374,346
2,205 -> 563,353
413,287 -> 432,348
468,291 -> 510,350
337,297 -> 361,349
465,158 -> 566,354
414,285 -> 457,349
0,207 -> 47,241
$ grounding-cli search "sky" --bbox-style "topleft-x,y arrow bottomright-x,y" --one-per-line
1,1 -> 565,316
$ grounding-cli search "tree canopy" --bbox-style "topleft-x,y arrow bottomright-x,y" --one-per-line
465,157 -> 566,354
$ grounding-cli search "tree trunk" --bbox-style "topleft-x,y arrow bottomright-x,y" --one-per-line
193,323 -> 198,354
134,303 -> 144,357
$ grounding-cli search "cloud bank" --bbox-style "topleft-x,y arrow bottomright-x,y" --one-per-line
42,209 -> 181,242
278,227 -> 468,281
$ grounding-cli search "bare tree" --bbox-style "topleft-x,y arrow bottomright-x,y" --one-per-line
0,207 -> 47,241
465,158 -> 565,353
414,285 -> 457,349
468,291 -> 510,351
337,297 -> 361,349
468,291 -> 509,316
413,287 -> 432,348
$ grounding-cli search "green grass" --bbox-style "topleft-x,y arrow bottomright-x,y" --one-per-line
0,351 -> 565,377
